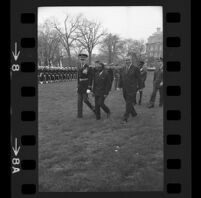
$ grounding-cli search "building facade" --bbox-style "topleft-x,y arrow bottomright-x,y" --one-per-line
146,28 -> 163,58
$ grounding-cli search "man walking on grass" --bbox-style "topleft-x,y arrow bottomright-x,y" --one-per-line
137,60 -> 147,105
77,53 -> 95,118
147,58 -> 163,108
118,54 -> 142,123
92,62 -> 111,120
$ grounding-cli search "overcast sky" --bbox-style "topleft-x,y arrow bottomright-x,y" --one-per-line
38,6 -> 163,42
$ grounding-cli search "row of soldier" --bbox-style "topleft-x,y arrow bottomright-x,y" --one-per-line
37,64 -> 122,85
37,65 -> 123,85
38,66 -> 78,84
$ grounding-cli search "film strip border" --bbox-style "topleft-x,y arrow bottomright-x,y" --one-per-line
10,2 -> 191,198
11,10 -> 38,198
165,12 -> 182,195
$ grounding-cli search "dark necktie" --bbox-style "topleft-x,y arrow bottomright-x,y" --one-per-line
126,66 -> 129,74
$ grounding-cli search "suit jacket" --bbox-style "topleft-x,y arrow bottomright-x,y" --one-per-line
77,64 -> 93,94
92,69 -> 111,96
153,68 -> 163,88
140,67 -> 147,89
107,68 -> 114,91
119,64 -> 142,94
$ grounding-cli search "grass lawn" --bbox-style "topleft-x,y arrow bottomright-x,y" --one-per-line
38,71 -> 163,192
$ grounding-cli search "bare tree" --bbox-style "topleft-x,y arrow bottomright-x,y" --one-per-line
123,39 -> 146,58
72,41 -> 86,57
54,14 -> 82,66
76,18 -> 106,64
99,33 -> 122,64
38,20 -> 61,66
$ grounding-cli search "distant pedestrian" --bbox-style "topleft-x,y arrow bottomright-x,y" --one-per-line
137,61 -> 147,105
107,64 -> 114,91
113,65 -> 120,90
148,58 -> 163,108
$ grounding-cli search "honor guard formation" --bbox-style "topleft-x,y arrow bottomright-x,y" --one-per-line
38,52 -> 163,123
38,66 -> 77,84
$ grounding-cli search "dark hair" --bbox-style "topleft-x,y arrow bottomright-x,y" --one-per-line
99,62 -> 105,68
78,53 -> 88,58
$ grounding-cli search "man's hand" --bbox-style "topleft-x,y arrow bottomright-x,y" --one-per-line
104,95 -> 108,98
138,89 -> 142,92
86,89 -> 91,94
116,88 -> 120,91
83,68 -> 88,74
160,82 -> 163,86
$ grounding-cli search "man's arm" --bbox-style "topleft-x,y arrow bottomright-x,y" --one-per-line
135,67 -> 143,90
92,70 -> 96,94
77,69 -> 80,88
87,67 -> 93,90
141,69 -> 147,82
153,70 -> 157,82
159,69 -> 163,86
118,69 -> 123,88
105,72 -> 111,95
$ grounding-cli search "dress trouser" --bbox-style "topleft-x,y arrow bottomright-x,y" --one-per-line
95,95 -> 110,119
150,85 -> 163,105
123,90 -> 137,120
77,93 -> 94,117
114,78 -> 119,90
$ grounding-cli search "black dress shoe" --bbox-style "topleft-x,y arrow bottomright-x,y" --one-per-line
131,112 -> 137,117
107,112 -> 111,118
121,119 -> 127,124
148,104 -> 154,108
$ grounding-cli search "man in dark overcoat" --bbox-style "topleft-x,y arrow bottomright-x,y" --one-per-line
148,59 -> 163,108
92,62 -> 111,120
118,55 -> 142,123
137,61 -> 147,105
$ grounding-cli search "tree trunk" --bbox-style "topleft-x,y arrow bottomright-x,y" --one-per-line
108,46 -> 112,64
67,47 -> 71,66
88,51 -> 92,65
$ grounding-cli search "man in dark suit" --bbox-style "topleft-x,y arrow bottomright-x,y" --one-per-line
77,53 -> 95,118
118,55 -> 142,123
92,62 -> 111,120
113,65 -> 121,90
137,61 -> 147,105
107,63 -> 114,91
148,59 -> 163,108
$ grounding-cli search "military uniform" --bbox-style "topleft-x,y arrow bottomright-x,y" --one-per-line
77,55 -> 95,118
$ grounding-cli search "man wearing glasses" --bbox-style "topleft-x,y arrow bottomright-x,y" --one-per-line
118,54 -> 142,123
